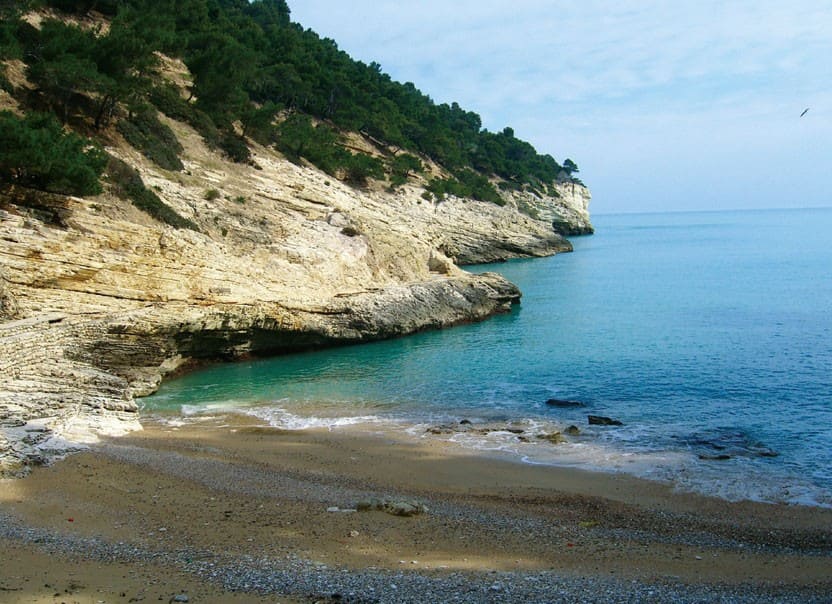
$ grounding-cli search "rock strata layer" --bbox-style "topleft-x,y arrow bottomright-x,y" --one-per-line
0,116 -> 590,475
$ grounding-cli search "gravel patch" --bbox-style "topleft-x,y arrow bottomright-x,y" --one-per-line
1,510 -> 827,603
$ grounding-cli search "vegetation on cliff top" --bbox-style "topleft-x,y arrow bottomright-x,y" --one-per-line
0,0 -> 581,214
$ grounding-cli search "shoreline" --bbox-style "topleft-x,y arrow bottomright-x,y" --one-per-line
143,402 -> 832,510
2,415 -> 830,603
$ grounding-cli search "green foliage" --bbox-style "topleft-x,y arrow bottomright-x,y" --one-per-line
0,110 -> 106,196
426,170 -> 502,205
46,0 -> 121,15
218,131 -> 251,164
562,158 -> 579,176
241,101 -> 281,145
24,20 -> 105,121
274,113 -> 338,170
0,10 -> 22,61
148,83 -> 192,122
388,153 -> 422,187
106,155 -> 196,229
204,188 -> 220,201
117,108 -> 184,171
342,152 -> 384,187
31,0 -> 577,205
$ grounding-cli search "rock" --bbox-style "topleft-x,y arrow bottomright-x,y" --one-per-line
355,497 -> 428,517
169,595 -> 189,603
537,432 -> 566,444
545,398 -> 585,408
0,97 -> 587,470
588,415 -> 623,426
426,425 -> 456,435
699,454 -> 732,461
565,425 -> 581,436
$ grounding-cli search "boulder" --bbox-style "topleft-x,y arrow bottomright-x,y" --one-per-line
588,415 -> 623,426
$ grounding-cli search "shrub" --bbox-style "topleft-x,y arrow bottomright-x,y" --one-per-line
388,153 -> 422,188
149,84 -> 222,150
218,131 -> 250,163
425,171 -> 504,206
204,188 -> 220,201
342,152 -> 384,187
106,155 -> 197,230
117,109 -> 184,171
0,110 -> 106,196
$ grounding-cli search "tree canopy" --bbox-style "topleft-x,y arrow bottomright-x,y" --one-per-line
3,0 -> 579,202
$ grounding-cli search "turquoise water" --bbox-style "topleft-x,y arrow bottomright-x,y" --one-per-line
144,208 -> 832,506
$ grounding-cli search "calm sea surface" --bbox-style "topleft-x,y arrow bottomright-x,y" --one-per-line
144,208 -> 832,507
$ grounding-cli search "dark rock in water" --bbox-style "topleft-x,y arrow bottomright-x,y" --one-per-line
459,419 -> 472,425
682,429 -> 778,460
545,398 -> 585,408
565,425 -> 581,436
588,415 -> 623,426
754,448 -> 779,458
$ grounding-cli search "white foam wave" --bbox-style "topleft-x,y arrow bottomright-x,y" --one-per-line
242,406 -> 386,431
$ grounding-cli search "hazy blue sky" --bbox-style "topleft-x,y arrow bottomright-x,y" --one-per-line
289,1 -> 831,214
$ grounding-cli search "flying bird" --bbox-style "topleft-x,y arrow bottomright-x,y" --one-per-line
800,108 -> 810,117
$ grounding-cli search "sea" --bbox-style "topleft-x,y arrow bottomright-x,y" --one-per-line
142,207 -> 832,508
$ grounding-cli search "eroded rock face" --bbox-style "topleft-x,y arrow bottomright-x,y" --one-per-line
511,182 -> 594,236
0,118 -> 586,475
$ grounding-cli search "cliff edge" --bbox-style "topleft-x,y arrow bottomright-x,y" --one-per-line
0,111 -> 591,475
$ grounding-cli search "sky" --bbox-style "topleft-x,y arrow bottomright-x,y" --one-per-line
288,1 -> 832,214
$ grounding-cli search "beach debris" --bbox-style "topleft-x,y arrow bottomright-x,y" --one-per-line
349,530 -> 360,538
169,595 -> 189,603
356,497 -> 428,517
588,415 -> 623,426
545,398 -> 586,408
326,506 -> 356,513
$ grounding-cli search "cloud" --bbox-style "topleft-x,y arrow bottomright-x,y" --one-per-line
289,1 -> 832,211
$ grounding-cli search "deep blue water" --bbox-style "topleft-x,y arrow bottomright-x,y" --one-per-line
144,208 -> 832,506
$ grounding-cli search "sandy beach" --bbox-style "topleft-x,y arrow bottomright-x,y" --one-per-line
1,415 -> 831,603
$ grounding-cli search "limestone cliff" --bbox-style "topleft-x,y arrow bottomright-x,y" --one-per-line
0,108 -> 591,476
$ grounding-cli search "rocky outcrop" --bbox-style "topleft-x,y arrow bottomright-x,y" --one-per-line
0,112 -> 589,476
511,182 -> 594,236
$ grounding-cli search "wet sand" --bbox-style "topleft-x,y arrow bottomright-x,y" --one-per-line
1,416 -> 830,603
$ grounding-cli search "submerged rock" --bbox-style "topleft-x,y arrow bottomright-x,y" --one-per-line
699,454 -> 732,461
545,398 -> 585,408
588,415 -> 623,426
